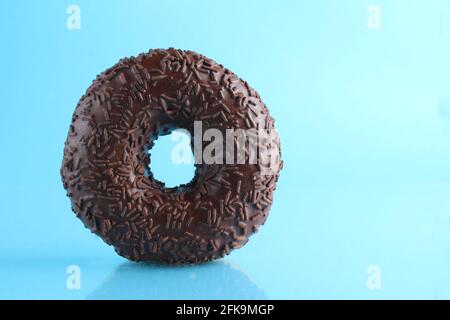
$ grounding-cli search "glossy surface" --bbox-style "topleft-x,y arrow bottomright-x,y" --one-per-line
1,0 -> 450,299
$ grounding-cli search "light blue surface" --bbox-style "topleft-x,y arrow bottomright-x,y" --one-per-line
1,0 -> 450,299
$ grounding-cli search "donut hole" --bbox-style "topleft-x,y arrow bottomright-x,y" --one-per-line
148,128 -> 196,189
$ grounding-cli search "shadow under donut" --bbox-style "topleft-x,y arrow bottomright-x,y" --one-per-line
87,260 -> 266,300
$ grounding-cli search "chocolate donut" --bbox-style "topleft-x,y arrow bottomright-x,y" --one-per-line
61,48 -> 282,264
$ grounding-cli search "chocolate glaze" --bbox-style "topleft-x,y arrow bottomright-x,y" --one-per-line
61,48 -> 282,264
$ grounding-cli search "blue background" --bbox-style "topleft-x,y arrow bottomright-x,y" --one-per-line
1,0 -> 450,299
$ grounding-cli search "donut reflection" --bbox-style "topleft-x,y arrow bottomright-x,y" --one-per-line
88,260 -> 265,299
